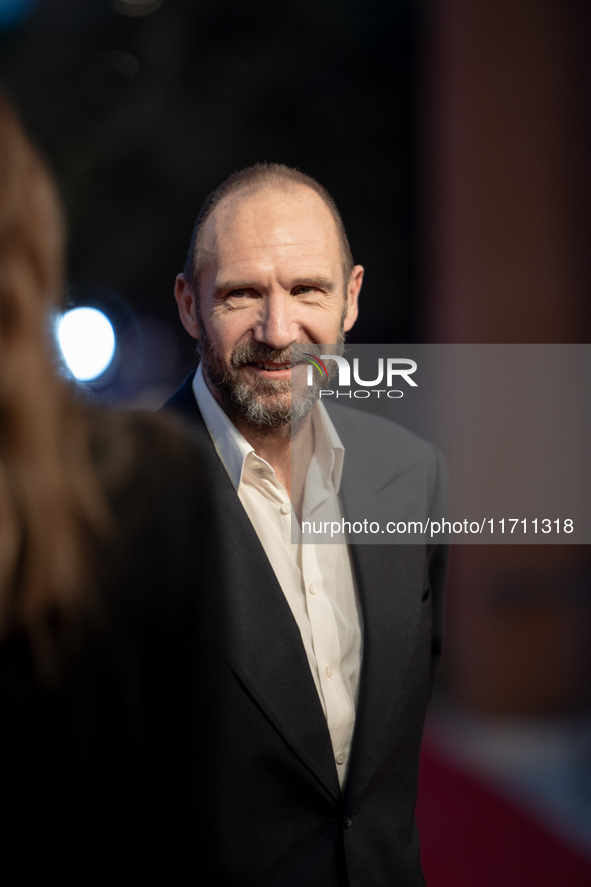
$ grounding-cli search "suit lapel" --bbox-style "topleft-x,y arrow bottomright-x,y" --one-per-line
163,375 -> 341,802
339,455 -> 427,804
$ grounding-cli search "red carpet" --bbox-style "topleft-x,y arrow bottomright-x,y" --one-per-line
416,737 -> 591,887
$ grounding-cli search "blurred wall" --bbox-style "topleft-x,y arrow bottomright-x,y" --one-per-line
422,0 -> 591,714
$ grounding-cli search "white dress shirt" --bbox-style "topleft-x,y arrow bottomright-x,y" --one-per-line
193,365 -> 362,786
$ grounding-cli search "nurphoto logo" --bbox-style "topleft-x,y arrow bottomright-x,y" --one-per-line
305,354 -> 418,400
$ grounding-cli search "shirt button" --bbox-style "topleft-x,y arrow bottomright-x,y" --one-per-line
308,584 -> 316,595
325,666 -> 333,677
251,461 -> 263,470
336,752 -> 346,765
281,502 -> 291,514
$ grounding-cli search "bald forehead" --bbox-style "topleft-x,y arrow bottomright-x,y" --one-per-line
200,184 -> 343,267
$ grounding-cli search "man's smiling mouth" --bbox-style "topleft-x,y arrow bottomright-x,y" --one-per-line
251,362 -> 298,371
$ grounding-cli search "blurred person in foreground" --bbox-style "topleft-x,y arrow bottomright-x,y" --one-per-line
0,89 -> 248,884
164,163 -> 448,887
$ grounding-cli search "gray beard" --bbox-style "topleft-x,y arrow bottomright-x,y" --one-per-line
197,333 -> 342,430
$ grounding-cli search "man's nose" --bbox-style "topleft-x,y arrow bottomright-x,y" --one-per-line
253,293 -> 299,350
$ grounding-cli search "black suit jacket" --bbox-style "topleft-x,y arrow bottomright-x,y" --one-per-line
164,373 -> 448,887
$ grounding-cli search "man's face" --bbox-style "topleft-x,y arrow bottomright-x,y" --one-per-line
176,185 -> 363,430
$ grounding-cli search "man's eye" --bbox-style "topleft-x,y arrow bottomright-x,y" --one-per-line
293,285 -> 317,295
227,289 -> 251,299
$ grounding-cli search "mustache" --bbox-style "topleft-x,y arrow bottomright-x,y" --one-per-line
230,342 -> 327,369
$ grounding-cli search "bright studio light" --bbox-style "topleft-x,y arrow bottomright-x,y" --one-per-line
57,307 -> 116,381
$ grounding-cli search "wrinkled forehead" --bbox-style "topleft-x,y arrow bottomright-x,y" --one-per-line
200,184 -> 343,269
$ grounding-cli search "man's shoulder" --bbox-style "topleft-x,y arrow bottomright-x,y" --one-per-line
326,402 -> 440,476
161,370 -> 199,418
158,370 -> 227,473
326,403 -> 447,529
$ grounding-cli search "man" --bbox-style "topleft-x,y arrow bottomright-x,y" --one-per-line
163,163 -> 447,887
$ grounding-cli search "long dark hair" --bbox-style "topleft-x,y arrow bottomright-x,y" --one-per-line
0,89 -> 106,644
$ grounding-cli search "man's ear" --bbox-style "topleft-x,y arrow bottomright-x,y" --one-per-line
174,273 -> 200,340
343,264 -> 363,333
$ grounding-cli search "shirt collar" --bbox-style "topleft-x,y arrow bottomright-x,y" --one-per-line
193,364 -> 252,489
310,398 -> 345,494
192,363 -> 345,493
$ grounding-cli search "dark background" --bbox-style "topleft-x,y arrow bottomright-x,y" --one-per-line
0,0 -> 420,402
